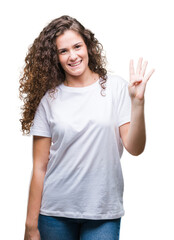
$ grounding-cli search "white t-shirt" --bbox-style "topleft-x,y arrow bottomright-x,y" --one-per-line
30,74 -> 131,220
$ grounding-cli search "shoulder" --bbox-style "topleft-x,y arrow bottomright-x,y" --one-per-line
40,88 -> 58,106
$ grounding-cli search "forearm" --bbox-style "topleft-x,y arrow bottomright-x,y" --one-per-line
25,170 -> 46,229
125,99 -> 146,155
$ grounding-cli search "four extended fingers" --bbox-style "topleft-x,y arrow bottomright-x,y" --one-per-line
130,57 -> 155,81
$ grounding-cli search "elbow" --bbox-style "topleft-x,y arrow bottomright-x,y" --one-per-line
130,148 -> 144,156
125,144 -> 146,156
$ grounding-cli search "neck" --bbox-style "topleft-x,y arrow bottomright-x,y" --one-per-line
64,69 -> 99,87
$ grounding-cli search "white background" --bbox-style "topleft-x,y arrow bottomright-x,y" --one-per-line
0,0 -> 174,239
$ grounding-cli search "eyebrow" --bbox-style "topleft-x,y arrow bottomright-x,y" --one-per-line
57,41 -> 83,51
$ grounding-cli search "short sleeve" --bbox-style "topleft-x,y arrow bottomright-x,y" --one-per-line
30,99 -> 51,137
117,82 -> 131,127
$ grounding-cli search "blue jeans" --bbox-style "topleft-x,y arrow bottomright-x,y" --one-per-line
38,214 -> 121,240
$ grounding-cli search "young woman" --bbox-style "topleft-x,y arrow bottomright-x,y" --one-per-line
19,15 -> 154,240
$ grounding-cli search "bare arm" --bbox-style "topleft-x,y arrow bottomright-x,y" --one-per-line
119,99 -> 146,156
119,58 -> 154,156
24,136 -> 51,239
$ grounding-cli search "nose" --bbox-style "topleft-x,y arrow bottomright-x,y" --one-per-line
69,50 -> 77,61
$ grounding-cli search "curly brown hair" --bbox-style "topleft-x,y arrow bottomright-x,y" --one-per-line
19,15 -> 107,135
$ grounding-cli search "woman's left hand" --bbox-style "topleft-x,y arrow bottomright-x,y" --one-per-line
129,57 -> 155,101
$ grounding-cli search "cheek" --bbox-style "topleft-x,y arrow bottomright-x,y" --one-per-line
82,49 -> 89,62
58,55 -> 66,66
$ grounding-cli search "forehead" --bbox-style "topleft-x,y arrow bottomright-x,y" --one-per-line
55,30 -> 84,48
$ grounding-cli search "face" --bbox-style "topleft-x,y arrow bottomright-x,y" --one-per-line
56,30 -> 89,78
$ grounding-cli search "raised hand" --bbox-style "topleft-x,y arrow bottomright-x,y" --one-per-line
129,57 -> 155,101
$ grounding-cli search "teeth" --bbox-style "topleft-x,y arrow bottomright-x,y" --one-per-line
70,61 -> 81,66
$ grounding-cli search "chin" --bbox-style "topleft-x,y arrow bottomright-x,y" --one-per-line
66,69 -> 86,77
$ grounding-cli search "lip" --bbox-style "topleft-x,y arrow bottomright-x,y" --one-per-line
68,60 -> 82,68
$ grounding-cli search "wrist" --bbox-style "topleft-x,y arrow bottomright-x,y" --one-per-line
131,97 -> 145,106
25,219 -> 38,230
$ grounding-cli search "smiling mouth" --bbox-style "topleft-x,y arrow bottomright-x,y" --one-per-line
68,60 -> 82,67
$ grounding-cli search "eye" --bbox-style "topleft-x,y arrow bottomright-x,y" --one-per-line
75,44 -> 81,49
58,49 -> 67,55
